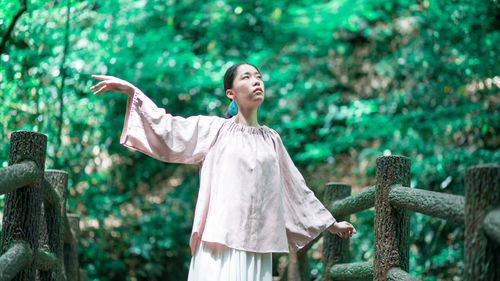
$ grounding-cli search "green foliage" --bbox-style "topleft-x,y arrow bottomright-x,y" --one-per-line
1,0 -> 498,280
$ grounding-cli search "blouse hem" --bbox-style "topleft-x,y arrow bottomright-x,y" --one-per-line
197,238 -> 290,255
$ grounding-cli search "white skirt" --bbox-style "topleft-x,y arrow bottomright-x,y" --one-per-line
187,241 -> 272,281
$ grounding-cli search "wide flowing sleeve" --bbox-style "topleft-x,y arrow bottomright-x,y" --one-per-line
270,130 -> 337,253
119,88 -> 225,165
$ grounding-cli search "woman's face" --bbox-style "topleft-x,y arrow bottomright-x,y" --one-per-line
227,64 -> 265,110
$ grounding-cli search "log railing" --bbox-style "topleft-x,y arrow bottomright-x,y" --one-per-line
0,131 -> 85,281
3,132 -> 496,281
317,155 -> 499,281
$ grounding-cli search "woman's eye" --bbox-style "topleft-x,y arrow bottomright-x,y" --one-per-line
243,76 -> 249,79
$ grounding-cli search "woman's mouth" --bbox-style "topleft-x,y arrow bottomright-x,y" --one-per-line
254,88 -> 263,94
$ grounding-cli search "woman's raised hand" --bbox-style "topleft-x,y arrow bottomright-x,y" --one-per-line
90,75 -> 136,97
328,221 -> 357,239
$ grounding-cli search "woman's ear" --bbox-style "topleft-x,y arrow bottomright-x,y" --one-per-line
226,89 -> 235,100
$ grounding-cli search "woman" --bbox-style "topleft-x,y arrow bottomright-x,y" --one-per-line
90,62 -> 356,281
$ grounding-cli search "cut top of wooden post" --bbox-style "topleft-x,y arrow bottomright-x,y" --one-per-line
8,131 -> 47,168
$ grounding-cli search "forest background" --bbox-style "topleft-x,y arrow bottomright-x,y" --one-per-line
1,0 -> 499,280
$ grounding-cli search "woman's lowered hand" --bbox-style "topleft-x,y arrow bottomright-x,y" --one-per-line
328,221 -> 356,239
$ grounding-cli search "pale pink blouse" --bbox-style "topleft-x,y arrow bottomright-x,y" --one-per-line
120,89 -> 336,255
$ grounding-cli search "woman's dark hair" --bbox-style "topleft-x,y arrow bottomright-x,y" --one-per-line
223,62 -> 261,95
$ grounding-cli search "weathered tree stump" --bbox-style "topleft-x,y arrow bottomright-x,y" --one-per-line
464,164 -> 500,281
374,155 -> 410,281
322,182 -> 351,281
1,131 -> 47,281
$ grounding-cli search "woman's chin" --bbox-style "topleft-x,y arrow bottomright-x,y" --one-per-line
254,95 -> 264,102
254,98 -> 264,106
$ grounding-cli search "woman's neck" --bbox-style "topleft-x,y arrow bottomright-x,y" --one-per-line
233,107 -> 260,127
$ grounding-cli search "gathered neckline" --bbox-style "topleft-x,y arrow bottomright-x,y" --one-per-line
227,117 -> 270,134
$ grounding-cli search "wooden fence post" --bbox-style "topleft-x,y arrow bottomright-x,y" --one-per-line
374,155 -> 411,281
64,214 -> 80,281
0,131 -> 47,281
464,164 -> 500,281
46,171 -> 68,260
288,250 -> 308,281
79,269 -> 87,281
39,170 -> 68,281
322,182 -> 351,281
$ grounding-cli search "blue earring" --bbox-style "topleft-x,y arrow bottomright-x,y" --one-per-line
228,100 -> 238,116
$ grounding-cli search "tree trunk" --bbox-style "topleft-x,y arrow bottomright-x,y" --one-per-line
55,0 -> 71,168
0,0 -> 27,54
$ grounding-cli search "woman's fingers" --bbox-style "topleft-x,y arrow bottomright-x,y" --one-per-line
90,74 -> 134,96
90,75 -> 113,94
332,222 -> 357,239
90,81 -> 107,90
93,85 -> 109,95
91,74 -> 114,80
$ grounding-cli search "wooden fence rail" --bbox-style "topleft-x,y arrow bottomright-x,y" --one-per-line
316,155 -> 499,281
3,132 -> 496,281
0,131 -> 85,281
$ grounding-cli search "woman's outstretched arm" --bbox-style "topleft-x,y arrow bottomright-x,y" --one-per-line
89,74 -> 225,165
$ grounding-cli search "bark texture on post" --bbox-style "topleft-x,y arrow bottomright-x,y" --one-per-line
386,267 -> 419,281
79,269 -> 87,281
287,250 -> 307,281
36,249 -> 58,271
0,241 -> 33,281
39,171 -> 67,281
63,215 -> 75,244
288,235 -> 320,281
47,172 -> 67,276
322,183 -> 351,281
64,214 -> 80,281
38,204 -> 49,281
464,164 -> 500,281
374,156 -> 410,281
388,185 -> 465,224
328,185 -> 375,218
483,208 -> 500,245
329,261 -> 373,280
0,161 -> 40,195
1,131 -> 47,281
